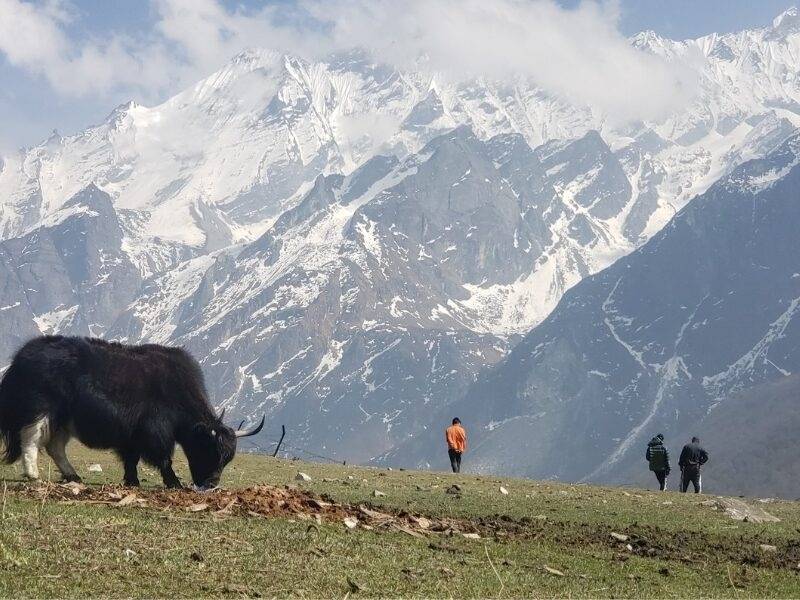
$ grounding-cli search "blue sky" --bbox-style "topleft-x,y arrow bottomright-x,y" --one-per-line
582,0 -> 791,39
0,0 -> 793,150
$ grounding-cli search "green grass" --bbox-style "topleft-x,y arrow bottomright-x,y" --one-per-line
0,444 -> 798,597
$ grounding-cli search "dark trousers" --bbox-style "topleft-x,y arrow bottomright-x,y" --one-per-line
681,466 -> 701,493
448,449 -> 462,473
653,470 -> 667,491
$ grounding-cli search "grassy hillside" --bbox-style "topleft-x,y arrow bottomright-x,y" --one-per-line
0,445 -> 799,598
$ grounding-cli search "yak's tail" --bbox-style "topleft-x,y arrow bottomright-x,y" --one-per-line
0,398 -> 22,465
0,428 -> 22,465
0,362 -> 31,464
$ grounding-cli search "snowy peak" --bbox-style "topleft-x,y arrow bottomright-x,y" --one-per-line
770,6 -> 800,37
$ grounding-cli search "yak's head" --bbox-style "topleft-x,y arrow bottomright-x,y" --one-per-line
187,413 -> 265,489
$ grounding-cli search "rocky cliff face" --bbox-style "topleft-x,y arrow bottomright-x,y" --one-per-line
0,185 -> 141,362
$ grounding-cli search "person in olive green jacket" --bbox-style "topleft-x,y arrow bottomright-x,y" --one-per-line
645,433 -> 671,491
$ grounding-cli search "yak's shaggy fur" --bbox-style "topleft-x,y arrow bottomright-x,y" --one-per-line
0,336 -> 249,488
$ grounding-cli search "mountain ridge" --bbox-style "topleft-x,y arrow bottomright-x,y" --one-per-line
1,12 -> 800,477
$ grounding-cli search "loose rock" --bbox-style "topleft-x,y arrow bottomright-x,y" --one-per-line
411,516 -> 431,529
87,464 -> 103,473
499,486 -> 509,495
295,472 -> 312,482
346,576 -> 363,593
62,481 -> 86,495
710,497 -> 781,523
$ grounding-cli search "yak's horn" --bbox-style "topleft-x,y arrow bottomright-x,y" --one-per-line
235,415 -> 265,438
218,407 -> 226,421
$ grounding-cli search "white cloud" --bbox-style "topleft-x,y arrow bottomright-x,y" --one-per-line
310,0 -> 698,122
0,0 -> 698,124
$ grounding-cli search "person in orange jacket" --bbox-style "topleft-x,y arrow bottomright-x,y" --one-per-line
445,417 -> 467,473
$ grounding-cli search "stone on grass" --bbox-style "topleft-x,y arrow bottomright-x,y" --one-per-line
295,472 -> 312,482
87,463 -> 103,473
499,486 -> 509,495
712,497 -> 781,523
63,481 -> 86,495
411,516 -> 431,530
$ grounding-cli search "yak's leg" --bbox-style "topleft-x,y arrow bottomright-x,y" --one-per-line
121,451 -> 140,487
45,428 -> 80,483
159,458 -> 182,489
20,417 -> 49,480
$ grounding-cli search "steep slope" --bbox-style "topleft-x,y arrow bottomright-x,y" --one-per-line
693,374 -> 800,498
404,133 -> 800,497
0,186 -> 141,361
106,126 -> 643,460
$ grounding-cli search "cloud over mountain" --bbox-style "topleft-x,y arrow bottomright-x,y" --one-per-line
0,0 -> 697,124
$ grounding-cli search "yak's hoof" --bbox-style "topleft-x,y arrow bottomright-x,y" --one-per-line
62,473 -> 82,483
123,478 -> 140,487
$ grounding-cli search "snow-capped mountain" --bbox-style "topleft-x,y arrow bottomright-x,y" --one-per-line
1,11 -> 800,464
397,132 -> 800,496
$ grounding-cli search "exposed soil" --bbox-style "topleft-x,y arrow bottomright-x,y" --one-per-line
475,514 -> 800,572
11,482 -> 800,573
12,481 -> 475,537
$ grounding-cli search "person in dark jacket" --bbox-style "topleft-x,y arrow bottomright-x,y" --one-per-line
678,437 -> 709,493
645,433 -> 670,491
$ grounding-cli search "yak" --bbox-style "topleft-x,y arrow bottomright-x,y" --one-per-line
0,336 -> 264,489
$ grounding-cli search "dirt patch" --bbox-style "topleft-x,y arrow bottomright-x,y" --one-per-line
10,482 -> 800,573
12,482 -> 474,538
476,515 -> 800,573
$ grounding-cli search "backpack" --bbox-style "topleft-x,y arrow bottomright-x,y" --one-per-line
648,444 -> 668,471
